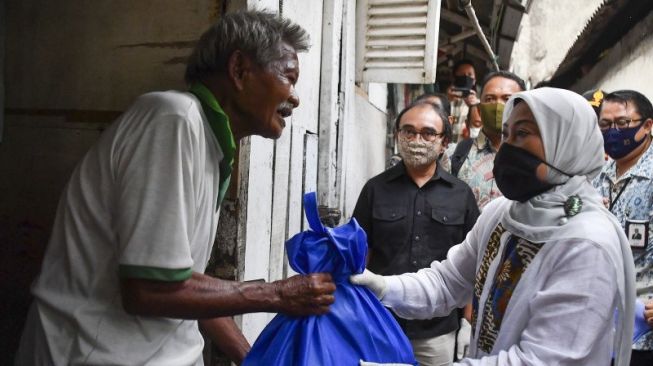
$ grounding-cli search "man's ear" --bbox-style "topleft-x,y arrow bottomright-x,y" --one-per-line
644,118 -> 653,133
227,50 -> 251,92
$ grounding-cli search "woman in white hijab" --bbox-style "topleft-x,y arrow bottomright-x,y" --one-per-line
352,87 -> 635,366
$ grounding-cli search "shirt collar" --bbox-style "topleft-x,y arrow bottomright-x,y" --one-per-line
385,160 -> 455,186
189,83 -> 237,207
475,131 -> 496,153
189,83 -> 237,168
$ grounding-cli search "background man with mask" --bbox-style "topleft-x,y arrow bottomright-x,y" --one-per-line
449,71 -> 526,210
592,90 -> 653,366
447,59 -> 479,143
353,102 -> 479,366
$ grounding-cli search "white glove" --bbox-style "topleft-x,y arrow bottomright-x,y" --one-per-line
350,269 -> 387,299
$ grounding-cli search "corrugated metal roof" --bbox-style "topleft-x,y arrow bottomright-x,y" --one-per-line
553,0 -> 625,78
550,0 -> 652,87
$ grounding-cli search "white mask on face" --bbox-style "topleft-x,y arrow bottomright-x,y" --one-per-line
469,126 -> 481,138
397,136 -> 441,167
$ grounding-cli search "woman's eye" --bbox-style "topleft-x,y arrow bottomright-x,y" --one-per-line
516,129 -> 530,137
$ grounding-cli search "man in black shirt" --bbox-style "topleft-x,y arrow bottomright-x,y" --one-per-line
353,101 -> 479,366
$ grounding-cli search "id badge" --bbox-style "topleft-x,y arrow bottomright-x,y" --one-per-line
626,219 -> 649,249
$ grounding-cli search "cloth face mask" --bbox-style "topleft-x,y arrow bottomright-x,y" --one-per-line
397,136 -> 441,168
602,126 -> 646,159
493,143 -> 569,202
478,102 -> 505,135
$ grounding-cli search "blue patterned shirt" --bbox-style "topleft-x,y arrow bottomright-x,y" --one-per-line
593,144 -> 653,350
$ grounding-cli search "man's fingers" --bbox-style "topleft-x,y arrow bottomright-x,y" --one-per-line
313,294 -> 335,306
307,273 -> 336,294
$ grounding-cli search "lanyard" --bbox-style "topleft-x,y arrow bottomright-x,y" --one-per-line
609,177 -> 632,212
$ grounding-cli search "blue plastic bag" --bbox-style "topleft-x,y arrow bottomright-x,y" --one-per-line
242,192 -> 416,366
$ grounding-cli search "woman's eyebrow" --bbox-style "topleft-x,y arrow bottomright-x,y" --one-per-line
513,119 -> 537,127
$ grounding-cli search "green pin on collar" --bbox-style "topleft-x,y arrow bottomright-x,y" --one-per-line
562,195 -> 583,224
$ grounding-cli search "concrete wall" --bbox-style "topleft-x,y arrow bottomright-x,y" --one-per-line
510,0 -> 603,86
341,90 -> 389,218
571,11 -> 653,101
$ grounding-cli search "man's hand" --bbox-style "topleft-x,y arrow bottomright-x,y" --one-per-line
272,273 -> 336,316
645,299 -> 653,326
350,269 -> 387,299
463,89 -> 480,107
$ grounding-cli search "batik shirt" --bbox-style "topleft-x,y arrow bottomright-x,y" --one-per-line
450,99 -> 469,143
470,225 -> 545,352
452,133 -> 502,210
593,144 -> 653,350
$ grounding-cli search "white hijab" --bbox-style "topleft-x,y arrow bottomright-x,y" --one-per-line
500,87 -> 635,366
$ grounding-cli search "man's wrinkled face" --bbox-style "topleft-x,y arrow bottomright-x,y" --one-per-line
243,43 -> 300,139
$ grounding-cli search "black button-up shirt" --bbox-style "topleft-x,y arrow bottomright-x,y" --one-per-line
353,161 -> 479,339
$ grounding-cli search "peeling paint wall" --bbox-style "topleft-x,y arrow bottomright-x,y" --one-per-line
510,0 -> 603,86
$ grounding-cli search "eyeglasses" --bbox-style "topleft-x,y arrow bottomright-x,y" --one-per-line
598,118 -> 643,131
397,126 -> 443,142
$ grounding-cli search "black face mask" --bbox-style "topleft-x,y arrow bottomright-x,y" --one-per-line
493,143 -> 569,202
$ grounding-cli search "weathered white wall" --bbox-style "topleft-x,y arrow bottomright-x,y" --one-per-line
235,0 -> 326,343
571,11 -> 653,101
341,90 -> 388,218
510,0 -> 603,86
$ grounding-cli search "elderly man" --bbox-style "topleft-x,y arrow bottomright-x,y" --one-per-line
592,90 -> 653,366
353,101 -> 479,366
15,11 -> 335,366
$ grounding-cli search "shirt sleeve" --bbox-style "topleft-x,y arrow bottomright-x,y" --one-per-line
353,181 -> 374,249
113,113 -> 200,281
464,187 -> 480,234
455,240 -> 617,365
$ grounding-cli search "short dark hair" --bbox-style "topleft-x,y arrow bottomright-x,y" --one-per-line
395,102 -> 453,142
413,93 -> 451,117
185,10 -> 310,84
480,70 -> 526,95
601,90 -> 653,121
452,59 -> 475,75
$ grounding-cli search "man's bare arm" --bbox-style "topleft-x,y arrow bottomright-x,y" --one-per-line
120,271 -> 335,319
199,317 -> 250,365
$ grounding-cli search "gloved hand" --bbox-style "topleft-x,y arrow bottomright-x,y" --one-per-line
273,273 -> 336,316
634,299 -> 652,342
350,269 -> 387,299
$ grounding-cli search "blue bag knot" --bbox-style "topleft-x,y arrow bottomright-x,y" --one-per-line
242,192 -> 417,366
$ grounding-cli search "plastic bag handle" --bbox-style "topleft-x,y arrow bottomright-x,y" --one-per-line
304,192 -> 327,235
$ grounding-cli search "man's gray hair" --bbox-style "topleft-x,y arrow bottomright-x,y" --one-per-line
185,10 -> 310,84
